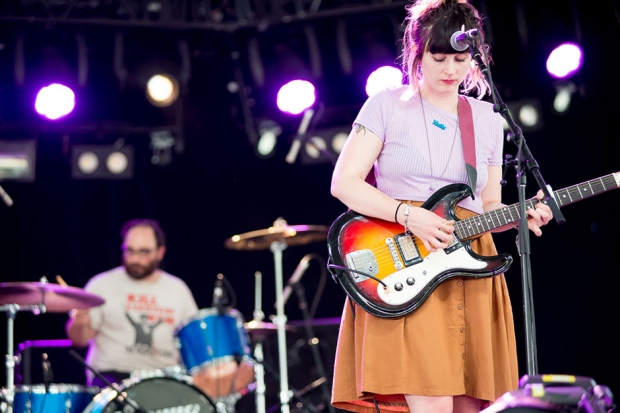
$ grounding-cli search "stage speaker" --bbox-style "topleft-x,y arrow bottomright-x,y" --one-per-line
482,374 -> 615,412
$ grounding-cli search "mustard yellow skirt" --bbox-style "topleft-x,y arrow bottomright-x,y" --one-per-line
331,205 -> 519,413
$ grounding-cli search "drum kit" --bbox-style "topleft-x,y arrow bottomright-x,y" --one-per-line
0,217 -> 331,413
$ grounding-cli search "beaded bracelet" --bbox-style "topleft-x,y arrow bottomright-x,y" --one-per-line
403,204 -> 411,232
394,202 -> 404,224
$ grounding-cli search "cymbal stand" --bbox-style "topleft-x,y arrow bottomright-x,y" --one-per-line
1,303 -> 45,413
252,271 -> 266,413
270,238 -> 291,413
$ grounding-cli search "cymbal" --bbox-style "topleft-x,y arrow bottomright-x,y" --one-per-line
244,320 -> 297,335
0,282 -> 105,312
225,218 -> 328,251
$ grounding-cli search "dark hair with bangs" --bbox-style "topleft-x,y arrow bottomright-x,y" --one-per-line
402,0 -> 491,98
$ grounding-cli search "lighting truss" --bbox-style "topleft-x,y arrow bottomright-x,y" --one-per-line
0,0 -> 408,31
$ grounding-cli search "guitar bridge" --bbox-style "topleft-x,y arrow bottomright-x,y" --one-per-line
345,250 -> 378,283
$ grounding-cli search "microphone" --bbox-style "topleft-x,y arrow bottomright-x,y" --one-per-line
450,28 -> 479,52
212,273 -> 228,313
279,254 -> 313,307
285,108 -> 315,164
42,353 -> 53,393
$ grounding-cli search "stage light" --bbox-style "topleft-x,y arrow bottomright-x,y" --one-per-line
546,43 -> 583,79
502,99 -> 544,133
553,83 -> 577,114
256,120 -> 282,158
34,83 -> 75,120
145,74 -> 180,107
76,151 -> 99,175
277,80 -> 316,115
518,104 -> 539,128
331,131 -> 349,154
106,151 -> 130,174
0,140 -> 36,182
366,66 -> 403,97
72,144 -> 134,179
304,136 -> 328,160
300,126 -> 350,165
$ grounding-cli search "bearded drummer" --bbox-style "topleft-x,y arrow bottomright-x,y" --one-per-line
66,219 -> 199,387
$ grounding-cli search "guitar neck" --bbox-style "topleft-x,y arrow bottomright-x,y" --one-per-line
454,172 -> 620,239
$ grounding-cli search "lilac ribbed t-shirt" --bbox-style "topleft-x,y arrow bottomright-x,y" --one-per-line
354,85 -> 504,214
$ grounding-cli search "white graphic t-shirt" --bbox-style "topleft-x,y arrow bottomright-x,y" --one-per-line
83,266 -> 199,382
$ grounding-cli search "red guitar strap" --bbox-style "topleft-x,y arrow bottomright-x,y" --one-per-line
458,95 -> 478,199
364,95 -> 477,194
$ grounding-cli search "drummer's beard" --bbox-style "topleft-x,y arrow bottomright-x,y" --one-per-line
123,258 -> 160,280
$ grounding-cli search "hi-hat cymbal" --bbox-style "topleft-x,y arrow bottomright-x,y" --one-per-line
0,282 -> 105,312
225,218 -> 328,251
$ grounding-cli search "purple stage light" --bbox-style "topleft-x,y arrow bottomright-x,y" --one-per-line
365,66 -> 403,97
34,83 -> 75,120
276,80 -> 316,115
546,43 -> 583,79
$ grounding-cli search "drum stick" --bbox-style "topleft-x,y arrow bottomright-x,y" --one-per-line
56,275 -> 68,287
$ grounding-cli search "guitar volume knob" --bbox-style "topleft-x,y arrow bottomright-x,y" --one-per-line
394,283 -> 403,291
406,277 -> 415,286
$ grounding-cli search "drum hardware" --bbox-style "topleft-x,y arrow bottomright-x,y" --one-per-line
286,268 -> 335,413
250,271 -> 266,413
1,277 -> 104,413
68,349 -> 151,413
14,339 -> 73,385
224,217 -> 328,413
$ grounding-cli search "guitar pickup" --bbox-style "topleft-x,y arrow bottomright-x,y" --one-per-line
394,233 -> 422,266
345,250 -> 378,283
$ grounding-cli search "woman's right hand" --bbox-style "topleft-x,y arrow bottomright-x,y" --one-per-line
405,206 -> 455,253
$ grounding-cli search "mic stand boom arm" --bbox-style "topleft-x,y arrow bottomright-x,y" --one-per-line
68,349 -> 150,413
468,39 -> 565,376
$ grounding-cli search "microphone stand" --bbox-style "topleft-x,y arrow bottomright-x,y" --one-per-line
68,349 -> 150,413
291,281 -> 335,413
468,39 -> 565,376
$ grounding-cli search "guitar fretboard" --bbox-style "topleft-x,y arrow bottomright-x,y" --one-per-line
454,172 -> 620,240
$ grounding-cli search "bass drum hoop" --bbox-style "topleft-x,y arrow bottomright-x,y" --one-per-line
83,374 -> 216,413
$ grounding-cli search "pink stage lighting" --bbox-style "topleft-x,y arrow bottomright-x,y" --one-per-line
546,43 -> 583,79
365,66 -> 403,97
276,80 -> 316,115
34,83 -> 76,120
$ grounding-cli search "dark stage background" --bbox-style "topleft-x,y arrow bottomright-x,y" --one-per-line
1,0 -> 619,412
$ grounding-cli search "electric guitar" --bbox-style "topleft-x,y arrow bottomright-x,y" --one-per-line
327,172 -> 620,318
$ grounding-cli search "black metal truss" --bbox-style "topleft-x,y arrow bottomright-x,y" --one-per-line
0,0 -> 408,32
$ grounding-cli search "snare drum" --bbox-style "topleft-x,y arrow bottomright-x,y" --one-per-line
10,384 -> 99,413
83,374 -> 215,413
175,308 -> 255,399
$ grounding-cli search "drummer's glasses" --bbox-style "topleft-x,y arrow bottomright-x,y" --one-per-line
122,246 -> 156,257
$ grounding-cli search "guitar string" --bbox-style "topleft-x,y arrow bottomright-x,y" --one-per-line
354,176 -> 616,273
